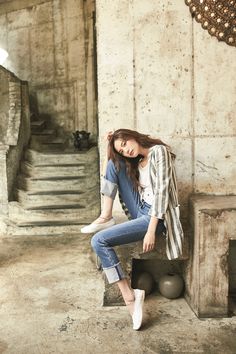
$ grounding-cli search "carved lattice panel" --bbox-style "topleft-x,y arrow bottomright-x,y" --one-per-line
185,0 -> 236,47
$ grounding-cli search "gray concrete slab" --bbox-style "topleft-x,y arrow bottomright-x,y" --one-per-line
0,233 -> 235,354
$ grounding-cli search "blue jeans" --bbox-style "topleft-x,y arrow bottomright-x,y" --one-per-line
91,160 -> 165,284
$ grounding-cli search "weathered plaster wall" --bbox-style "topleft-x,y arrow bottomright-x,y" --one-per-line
96,0 -> 236,217
0,0 -> 97,137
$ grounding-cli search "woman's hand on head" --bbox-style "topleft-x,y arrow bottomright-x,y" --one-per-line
142,231 -> 156,253
104,130 -> 114,142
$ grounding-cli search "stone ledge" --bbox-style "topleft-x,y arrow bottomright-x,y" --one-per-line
190,194 -> 236,210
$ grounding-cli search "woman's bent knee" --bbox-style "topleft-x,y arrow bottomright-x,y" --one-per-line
91,234 -> 98,250
91,231 -> 105,251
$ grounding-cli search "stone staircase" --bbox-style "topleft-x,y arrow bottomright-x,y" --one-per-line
7,121 -> 100,236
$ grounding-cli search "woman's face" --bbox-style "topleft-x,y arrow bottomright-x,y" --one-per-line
114,138 -> 140,158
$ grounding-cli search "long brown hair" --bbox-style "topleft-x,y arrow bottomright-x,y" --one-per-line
107,128 -> 173,190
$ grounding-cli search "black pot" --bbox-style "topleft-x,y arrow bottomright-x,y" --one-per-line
73,130 -> 90,150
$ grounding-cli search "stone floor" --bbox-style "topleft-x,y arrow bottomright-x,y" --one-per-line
0,232 -> 235,354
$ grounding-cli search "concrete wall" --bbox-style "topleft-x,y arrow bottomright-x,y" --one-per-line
0,0 -> 97,137
96,0 -> 236,219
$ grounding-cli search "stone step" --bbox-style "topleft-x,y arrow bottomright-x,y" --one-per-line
30,120 -> 46,133
20,161 -> 98,178
32,128 -> 55,136
29,137 -> 66,151
6,223 -> 92,236
9,201 -> 100,223
17,175 -> 98,192
24,146 -> 98,166
30,131 -> 56,144
16,188 -> 99,208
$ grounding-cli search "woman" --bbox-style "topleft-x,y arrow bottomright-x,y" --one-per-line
81,129 -> 184,330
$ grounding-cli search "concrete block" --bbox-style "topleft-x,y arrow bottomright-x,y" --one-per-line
17,175 -> 98,193
67,16 -> 85,80
6,223 -> 96,236
6,2 -> 52,29
0,70 -> 9,144
0,14 -> 7,46
185,195 -> 236,317
0,0 -> 95,137
53,0 -> 67,81
67,16 -> 81,42
34,2 -> 53,25
35,83 -> 76,132
135,1 -> 192,137
194,137 -> 236,194
96,0 -> 134,130
5,143 -> 101,235
30,23 -> 54,84
20,161 -> 98,178
68,40 -> 81,79
6,80 -> 21,145
65,0 -> 81,19
194,23 -> 236,136
7,28 -> 31,81
9,201 -> 100,224
0,148 -> 8,213
7,7 -> 34,30
25,146 -> 99,165
16,188 -> 99,209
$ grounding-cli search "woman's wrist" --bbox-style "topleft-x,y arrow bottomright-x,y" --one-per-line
147,216 -> 159,233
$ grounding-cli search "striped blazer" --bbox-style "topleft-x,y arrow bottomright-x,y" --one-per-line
148,144 -> 184,260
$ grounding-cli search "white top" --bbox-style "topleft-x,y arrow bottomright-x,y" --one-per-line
138,161 -> 154,205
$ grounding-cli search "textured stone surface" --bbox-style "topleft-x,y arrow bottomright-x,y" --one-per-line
0,67 -> 30,222
96,0 -> 193,219
0,0 -> 97,137
6,145 -> 100,235
0,233 -> 235,353
6,80 -> 21,145
134,1 -> 192,137
185,195 -> 236,318
0,68 -> 9,143
0,146 -> 9,216
96,0 -> 236,215
194,26 -> 236,137
96,0 -> 134,131
194,137 -> 236,194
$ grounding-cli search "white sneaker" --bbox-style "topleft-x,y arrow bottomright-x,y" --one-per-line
132,289 -> 145,330
80,217 -> 115,233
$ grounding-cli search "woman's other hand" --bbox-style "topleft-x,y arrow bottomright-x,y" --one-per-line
143,231 -> 156,253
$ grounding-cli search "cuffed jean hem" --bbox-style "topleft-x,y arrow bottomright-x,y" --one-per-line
103,262 -> 126,284
100,177 -> 118,200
